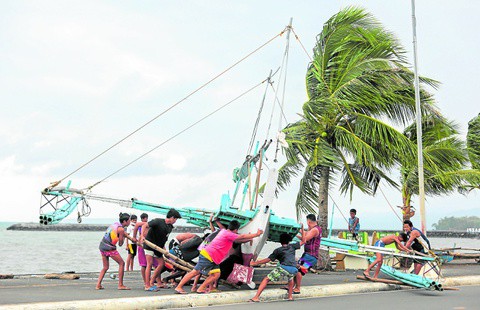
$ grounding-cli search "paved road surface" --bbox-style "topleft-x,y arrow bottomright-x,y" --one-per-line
185,285 -> 480,310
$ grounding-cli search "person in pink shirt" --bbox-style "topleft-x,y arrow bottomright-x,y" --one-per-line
174,220 -> 263,294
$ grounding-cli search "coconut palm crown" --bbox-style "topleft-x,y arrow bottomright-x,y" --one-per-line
277,7 -> 439,231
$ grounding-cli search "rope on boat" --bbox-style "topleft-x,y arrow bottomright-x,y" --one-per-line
327,193 -> 349,225
247,70 -> 274,156
51,27 -> 289,187
86,77 -> 270,191
291,28 -> 313,62
378,184 -> 403,222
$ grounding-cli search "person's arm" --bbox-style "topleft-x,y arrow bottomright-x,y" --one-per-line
208,214 -> 215,232
405,230 -> 420,248
250,257 -> 271,267
236,229 -> 263,242
394,236 -> 411,252
132,221 -> 144,243
300,224 -> 306,246
178,233 -> 197,244
214,218 -> 225,230
118,226 -> 126,247
304,227 -> 319,243
140,222 -> 149,242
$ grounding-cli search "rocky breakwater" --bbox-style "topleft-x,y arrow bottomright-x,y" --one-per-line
7,223 -> 204,233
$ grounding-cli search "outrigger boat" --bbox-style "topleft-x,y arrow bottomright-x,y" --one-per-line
38,20 -> 441,290
40,21 -> 301,276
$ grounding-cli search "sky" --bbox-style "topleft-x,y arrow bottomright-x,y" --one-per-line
1,1 -> 479,229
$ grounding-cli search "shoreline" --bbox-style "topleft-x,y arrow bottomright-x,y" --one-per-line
5,223 -> 480,238
6,223 -> 205,233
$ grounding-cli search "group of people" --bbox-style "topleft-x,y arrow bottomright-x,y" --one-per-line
346,209 -> 431,280
95,208 -> 430,301
363,220 -> 431,279
95,210 -> 324,302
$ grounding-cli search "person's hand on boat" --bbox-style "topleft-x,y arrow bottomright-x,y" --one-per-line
256,229 -> 263,236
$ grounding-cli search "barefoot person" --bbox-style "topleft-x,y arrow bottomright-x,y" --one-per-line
403,220 -> 432,274
290,214 -> 321,294
348,209 -> 360,240
174,220 -> 263,294
139,208 -> 181,291
249,230 -> 305,302
132,213 -> 158,289
125,214 -> 137,271
364,233 -> 410,279
96,213 -> 131,290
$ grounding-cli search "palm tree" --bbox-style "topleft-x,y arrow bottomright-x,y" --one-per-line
467,113 -> 480,170
277,7 -> 439,233
461,113 -> 480,192
400,115 -> 476,221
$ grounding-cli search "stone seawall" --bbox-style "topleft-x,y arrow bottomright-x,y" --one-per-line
6,223 -> 479,238
6,223 -> 205,233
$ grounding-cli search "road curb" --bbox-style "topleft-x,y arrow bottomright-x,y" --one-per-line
442,275 -> 480,287
2,275 -> 480,310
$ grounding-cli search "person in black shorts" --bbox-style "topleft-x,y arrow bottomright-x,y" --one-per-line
403,220 -> 431,274
140,208 -> 181,291
125,214 -> 138,271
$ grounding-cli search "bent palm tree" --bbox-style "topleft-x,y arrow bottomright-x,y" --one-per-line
277,7 -> 439,233
461,113 -> 480,192
400,116 -> 479,221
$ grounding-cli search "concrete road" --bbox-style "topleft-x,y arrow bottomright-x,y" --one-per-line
188,285 -> 480,310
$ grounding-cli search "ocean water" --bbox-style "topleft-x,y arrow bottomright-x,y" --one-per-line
1,222 -> 479,275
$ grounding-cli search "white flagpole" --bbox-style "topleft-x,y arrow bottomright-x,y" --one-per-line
411,0 -> 427,235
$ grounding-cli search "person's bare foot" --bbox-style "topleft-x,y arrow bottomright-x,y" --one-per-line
95,285 -> 104,290
118,285 -> 130,290
249,298 -> 260,302
363,271 -> 370,278
175,288 -> 187,294
293,289 -> 300,294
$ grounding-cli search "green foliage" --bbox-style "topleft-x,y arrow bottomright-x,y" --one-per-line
467,113 -> 480,170
277,6 -> 439,221
432,216 -> 480,231
400,115 -> 476,199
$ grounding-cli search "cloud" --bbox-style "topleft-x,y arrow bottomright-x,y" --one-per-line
0,156 -> 25,175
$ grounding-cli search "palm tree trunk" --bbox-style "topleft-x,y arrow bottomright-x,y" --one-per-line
317,165 -> 332,271
402,190 -> 414,222
317,166 -> 330,237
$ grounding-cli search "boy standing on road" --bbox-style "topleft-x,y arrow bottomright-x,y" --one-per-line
249,230 -> 305,302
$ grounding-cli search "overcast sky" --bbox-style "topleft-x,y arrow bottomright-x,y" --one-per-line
1,1 -> 478,229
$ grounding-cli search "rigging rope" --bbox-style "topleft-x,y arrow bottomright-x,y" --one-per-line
328,193 -> 350,225
268,83 -> 289,125
247,70 -> 273,156
265,33 -> 290,141
291,28 -> 313,62
53,28 -> 288,186
378,184 -> 403,222
85,77 -> 269,191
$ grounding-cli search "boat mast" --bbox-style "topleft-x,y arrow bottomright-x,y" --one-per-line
411,0 -> 427,235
